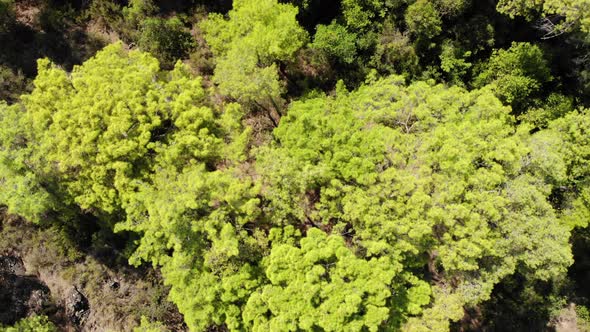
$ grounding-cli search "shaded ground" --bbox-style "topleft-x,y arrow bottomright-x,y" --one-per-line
0,212 -> 186,331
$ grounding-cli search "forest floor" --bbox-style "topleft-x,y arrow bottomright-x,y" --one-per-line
0,211 -> 186,331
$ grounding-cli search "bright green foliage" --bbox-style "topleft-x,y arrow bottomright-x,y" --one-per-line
433,0 -> 470,17
405,0 -> 442,40
133,316 -> 169,332
243,228 -> 407,331
119,165 -> 263,331
201,0 -> 307,105
312,21 -> 358,64
15,43 -> 170,213
518,93 -> 574,128
0,0 -> 589,331
211,48 -> 283,106
0,102 -> 55,223
114,95 -> 259,327
340,0 -> 404,30
0,42 -> 261,331
112,0 -> 158,42
496,0 -> 543,19
532,109 -> 590,229
546,0 -> 590,34
439,40 -> 472,85
258,76 -> 572,330
403,286 -> 465,332
122,0 -> 157,27
0,43 -> 224,219
0,159 -> 55,223
497,0 -> 590,33
202,0 -> 305,62
0,42 -> 260,330
0,40 -> 582,332
0,315 -> 58,332
474,42 -> 551,110
138,17 -> 195,69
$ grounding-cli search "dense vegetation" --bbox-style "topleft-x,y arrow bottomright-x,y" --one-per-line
1,0 -> 590,330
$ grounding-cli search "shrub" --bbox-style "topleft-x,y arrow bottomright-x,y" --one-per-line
138,18 -> 195,69
311,21 -> 358,64
1,315 -> 58,332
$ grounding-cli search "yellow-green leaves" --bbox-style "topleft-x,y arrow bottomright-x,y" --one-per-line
497,0 -> 590,34
405,0 -> 442,40
18,43 -> 164,213
9,43 -> 230,217
119,164 -> 262,331
243,228 -> 403,332
202,0 -> 306,62
535,109 -> 590,229
0,43 -> 243,222
312,21 -> 358,64
474,42 -> 551,111
1,315 -> 58,332
0,35 -> 586,332
0,101 -> 57,223
258,75 -> 572,330
340,0 -> 399,30
202,0 -> 307,105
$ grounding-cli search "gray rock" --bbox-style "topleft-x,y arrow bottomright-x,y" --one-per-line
0,255 -> 25,275
66,287 -> 89,326
0,255 -> 51,325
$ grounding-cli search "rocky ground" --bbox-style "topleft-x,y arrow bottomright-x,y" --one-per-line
0,212 -> 185,331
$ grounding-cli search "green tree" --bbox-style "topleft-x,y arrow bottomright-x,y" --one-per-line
370,22 -> 420,77
497,0 -> 590,34
242,228 -> 425,331
340,0 -> 404,30
0,42 -> 258,331
530,109 -> 590,229
0,101 -> 56,223
118,165 -> 263,331
518,93 -> 574,128
312,21 -> 358,64
433,0 -> 470,17
473,42 -> 552,112
496,0 -> 543,19
0,10 -> 587,330
201,0 -> 307,109
439,40 -> 472,85
16,43 -> 170,214
133,316 -> 169,332
138,17 -> 195,69
257,76 -> 573,331
0,316 -> 58,332
122,0 -> 157,28
0,43 -> 221,218
405,0 -> 442,40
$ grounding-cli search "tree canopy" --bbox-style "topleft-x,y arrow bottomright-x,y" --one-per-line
201,0 -> 307,106
257,76 -> 573,330
1,0 -> 590,330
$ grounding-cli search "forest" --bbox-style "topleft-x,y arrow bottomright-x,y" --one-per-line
1,0 -> 590,331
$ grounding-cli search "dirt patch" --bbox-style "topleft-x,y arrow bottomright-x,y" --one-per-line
13,1 -> 41,29
553,303 -> 582,332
